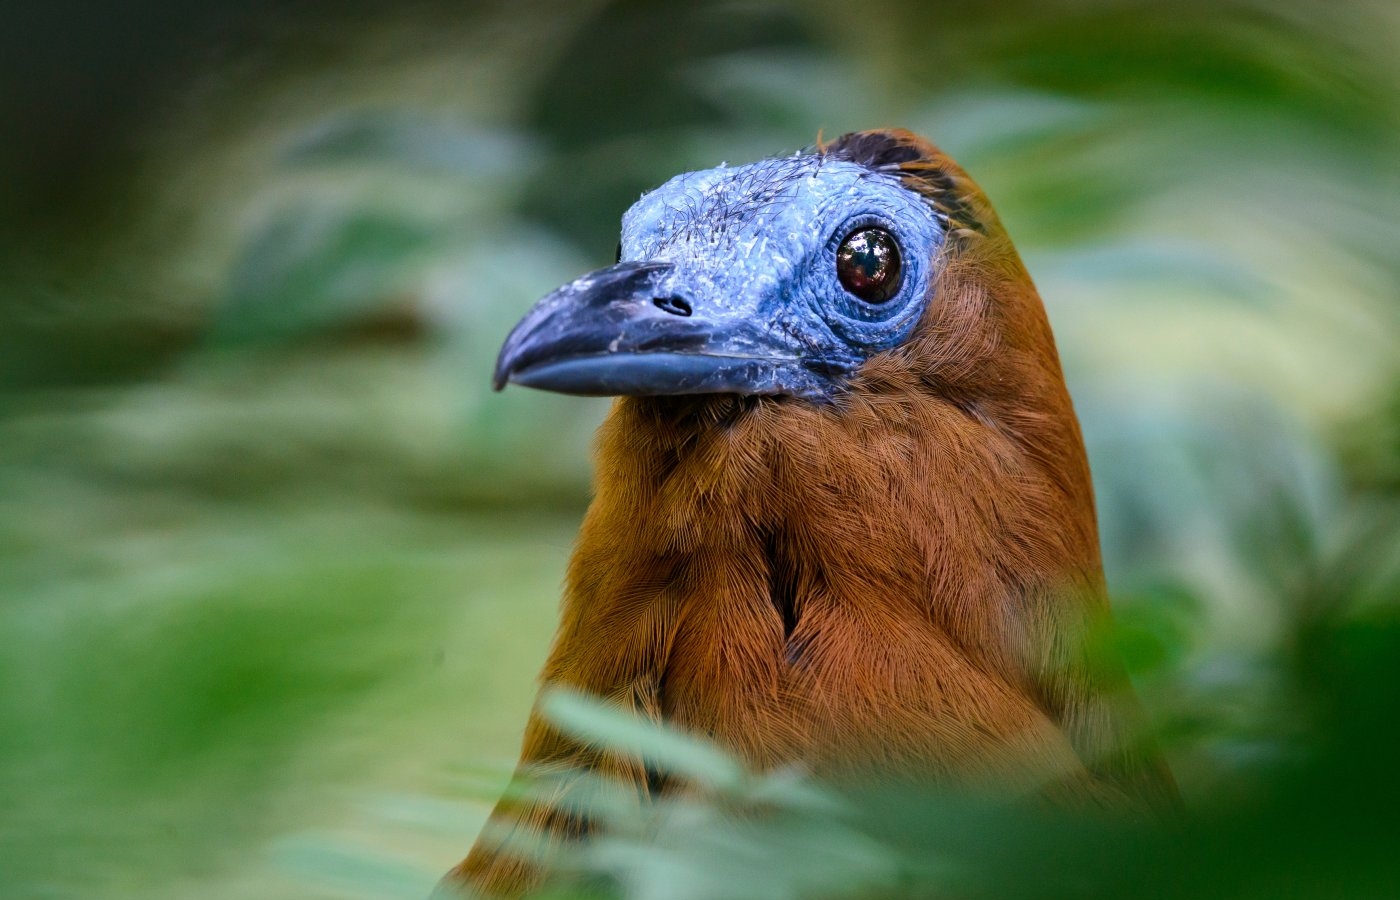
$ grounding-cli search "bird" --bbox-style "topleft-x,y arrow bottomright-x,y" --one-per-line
445,128 -> 1179,898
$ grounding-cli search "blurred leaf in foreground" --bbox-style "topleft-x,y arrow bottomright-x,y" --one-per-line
405,603 -> 1399,900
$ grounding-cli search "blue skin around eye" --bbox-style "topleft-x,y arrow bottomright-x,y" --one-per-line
493,154 -> 949,400
619,156 -> 946,374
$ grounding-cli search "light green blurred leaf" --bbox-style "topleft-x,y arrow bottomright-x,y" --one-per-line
212,204 -> 436,345
540,688 -> 746,793
282,112 -> 539,178
271,835 -> 439,899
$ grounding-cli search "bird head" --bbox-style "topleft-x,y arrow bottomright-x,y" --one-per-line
494,129 -> 1053,409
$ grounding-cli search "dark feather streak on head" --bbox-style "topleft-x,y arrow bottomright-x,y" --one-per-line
818,130 -> 985,238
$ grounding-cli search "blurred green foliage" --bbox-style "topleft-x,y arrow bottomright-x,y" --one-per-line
1,1 -> 1398,898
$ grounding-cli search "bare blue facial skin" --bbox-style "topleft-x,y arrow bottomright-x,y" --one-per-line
493,154 -> 946,401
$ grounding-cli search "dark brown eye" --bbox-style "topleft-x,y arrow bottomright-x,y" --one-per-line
836,227 -> 902,303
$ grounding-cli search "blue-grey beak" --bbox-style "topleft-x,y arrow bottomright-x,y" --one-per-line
492,261 -> 837,398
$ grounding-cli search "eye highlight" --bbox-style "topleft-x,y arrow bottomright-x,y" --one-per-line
836,227 -> 902,303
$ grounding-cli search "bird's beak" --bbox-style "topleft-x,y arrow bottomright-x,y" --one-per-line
493,261 -> 833,398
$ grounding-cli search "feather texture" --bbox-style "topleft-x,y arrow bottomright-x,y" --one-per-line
446,129 -> 1178,898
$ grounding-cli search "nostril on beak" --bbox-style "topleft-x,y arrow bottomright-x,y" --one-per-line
652,296 -> 693,317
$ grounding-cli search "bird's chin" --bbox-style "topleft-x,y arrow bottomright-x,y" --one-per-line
505,351 -> 831,399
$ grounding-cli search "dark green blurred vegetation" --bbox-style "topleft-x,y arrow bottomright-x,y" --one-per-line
1,1 -> 1397,898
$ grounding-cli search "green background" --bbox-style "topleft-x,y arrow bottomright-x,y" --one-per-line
2,2 -> 1397,897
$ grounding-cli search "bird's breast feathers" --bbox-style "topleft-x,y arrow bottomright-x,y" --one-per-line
462,131 -> 1177,898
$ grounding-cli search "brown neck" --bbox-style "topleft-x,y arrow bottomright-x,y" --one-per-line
558,313 -> 1110,781
555,134 -> 1124,782
582,354 -> 1101,671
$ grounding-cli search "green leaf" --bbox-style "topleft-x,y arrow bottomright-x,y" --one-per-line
270,835 -> 438,899
211,203 -> 435,346
539,688 -> 747,792
281,112 -> 538,179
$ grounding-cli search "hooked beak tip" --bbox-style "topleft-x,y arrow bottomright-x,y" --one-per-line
485,260 -> 840,399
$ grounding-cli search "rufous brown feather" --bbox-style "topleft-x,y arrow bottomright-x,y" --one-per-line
446,129 -> 1179,898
